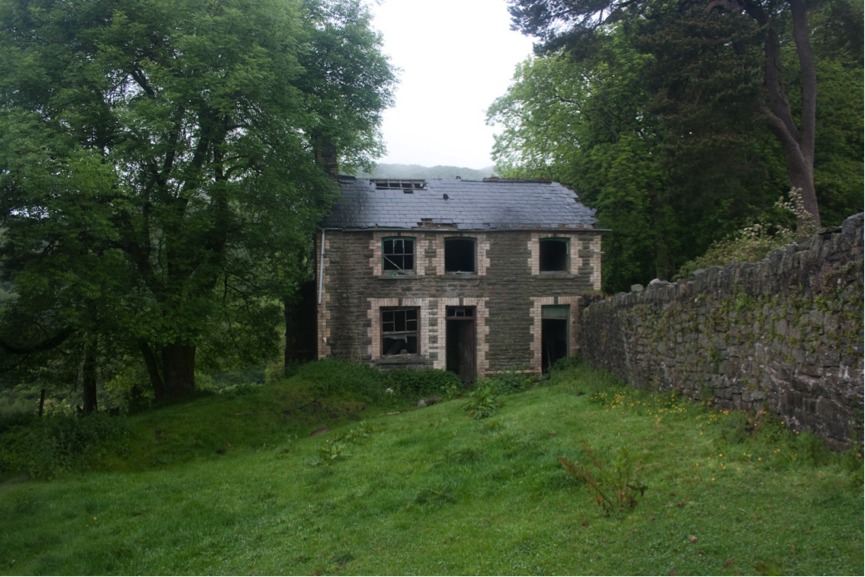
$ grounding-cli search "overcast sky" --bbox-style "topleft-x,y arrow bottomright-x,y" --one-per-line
370,0 -> 536,169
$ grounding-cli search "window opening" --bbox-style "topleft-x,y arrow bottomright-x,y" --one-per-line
539,238 -> 569,272
381,307 -> 419,355
446,307 -> 474,318
371,179 -> 426,192
383,237 -> 414,272
445,238 -> 476,273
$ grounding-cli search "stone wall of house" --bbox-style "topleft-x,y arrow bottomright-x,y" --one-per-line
316,229 -> 602,376
581,214 -> 864,449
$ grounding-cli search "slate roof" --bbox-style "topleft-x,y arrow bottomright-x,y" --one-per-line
322,177 -> 599,231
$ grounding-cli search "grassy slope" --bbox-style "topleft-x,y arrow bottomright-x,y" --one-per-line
1,364 -> 862,575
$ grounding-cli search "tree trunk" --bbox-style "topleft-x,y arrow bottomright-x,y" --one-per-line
38,388 -> 46,417
284,297 -> 294,377
743,0 -> 821,226
162,341 -> 196,396
139,342 -> 165,399
82,336 -> 98,415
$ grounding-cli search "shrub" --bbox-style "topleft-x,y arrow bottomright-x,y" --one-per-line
489,366 -> 532,395
297,359 -> 461,404
387,369 -> 461,399
297,359 -> 386,401
441,379 -> 464,400
0,412 -> 130,479
550,354 -> 584,372
674,188 -> 818,281
464,381 -> 500,419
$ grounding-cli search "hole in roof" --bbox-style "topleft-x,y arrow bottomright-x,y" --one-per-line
371,179 -> 426,192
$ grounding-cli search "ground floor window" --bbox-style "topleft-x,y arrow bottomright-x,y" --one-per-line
381,307 -> 419,355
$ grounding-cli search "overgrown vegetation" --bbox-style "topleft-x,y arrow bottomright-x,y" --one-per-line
558,444 -> 649,514
0,360 -> 860,575
674,189 -> 819,280
489,1 -> 863,291
0,412 -> 129,479
296,359 -> 461,404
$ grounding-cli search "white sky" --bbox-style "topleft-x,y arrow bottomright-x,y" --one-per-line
371,0 -> 536,169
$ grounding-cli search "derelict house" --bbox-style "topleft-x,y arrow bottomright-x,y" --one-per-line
314,177 -> 603,383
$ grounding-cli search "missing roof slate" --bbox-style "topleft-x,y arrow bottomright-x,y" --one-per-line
323,178 -> 599,231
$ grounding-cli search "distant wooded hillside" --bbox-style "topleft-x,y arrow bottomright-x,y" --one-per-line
352,163 -> 495,180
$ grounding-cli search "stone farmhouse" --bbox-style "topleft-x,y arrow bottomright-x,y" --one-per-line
313,176 -> 604,383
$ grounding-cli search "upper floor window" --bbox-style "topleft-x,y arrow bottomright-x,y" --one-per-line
539,238 -> 569,272
383,237 -> 414,272
445,238 -> 476,273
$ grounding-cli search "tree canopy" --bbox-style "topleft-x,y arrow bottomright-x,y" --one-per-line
491,0 -> 862,292
0,0 -> 396,405
507,0 -> 863,227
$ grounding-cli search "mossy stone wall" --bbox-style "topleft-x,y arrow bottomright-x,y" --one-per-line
581,214 -> 864,450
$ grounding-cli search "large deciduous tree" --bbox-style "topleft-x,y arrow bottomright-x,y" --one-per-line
487,20 -> 776,290
507,0 -> 825,225
0,0 -> 395,400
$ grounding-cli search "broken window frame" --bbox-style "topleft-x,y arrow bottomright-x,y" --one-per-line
444,237 -> 477,274
539,237 -> 570,272
382,236 -> 415,273
381,307 -> 420,356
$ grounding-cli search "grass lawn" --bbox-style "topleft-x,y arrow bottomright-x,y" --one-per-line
1,362 -> 862,575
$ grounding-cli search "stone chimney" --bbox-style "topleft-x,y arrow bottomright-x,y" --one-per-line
314,136 -> 339,179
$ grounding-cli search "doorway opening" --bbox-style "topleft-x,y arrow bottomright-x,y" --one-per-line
446,306 -> 476,384
541,305 -> 569,371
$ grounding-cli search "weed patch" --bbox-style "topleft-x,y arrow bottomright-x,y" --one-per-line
559,444 -> 649,514
464,381 -> 500,419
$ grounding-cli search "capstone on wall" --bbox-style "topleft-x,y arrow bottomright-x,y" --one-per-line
316,229 -> 602,375
581,214 -> 864,450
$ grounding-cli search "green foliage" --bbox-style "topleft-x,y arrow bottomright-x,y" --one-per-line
216,383 -> 260,399
558,444 -> 648,514
674,189 -> 819,280
492,2 -> 863,291
293,359 -> 383,400
464,381 -> 500,419
488,366 -> 533,395
487,24 -> 773,291
387,368 -> 461,399
309,422 -> 375,466
0,363 -> 861,575
296,359 -> 460,403
0,0 -> 396,398
0,412 -> 129,479
332,421 -> 375,446
550,354 -> 584,372
312,439 -> 347,465
441,379 -> 464,401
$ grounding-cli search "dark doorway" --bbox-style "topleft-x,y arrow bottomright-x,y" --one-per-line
541,305 -> 569,371
446,306 -> 476,384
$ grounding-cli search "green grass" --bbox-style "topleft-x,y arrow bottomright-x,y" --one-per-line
1,362 -> 862,575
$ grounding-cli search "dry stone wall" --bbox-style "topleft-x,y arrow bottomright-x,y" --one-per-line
581,214 -> 864,450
